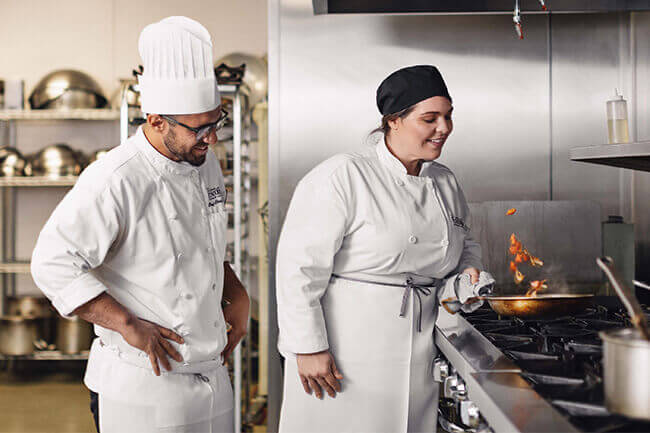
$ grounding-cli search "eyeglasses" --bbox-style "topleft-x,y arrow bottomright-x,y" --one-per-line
161,108 -> 229,142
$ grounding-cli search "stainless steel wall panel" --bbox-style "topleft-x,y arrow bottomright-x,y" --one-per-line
550,13 -> 624,217
632,12 -> 650,281
275,2 -> 551,219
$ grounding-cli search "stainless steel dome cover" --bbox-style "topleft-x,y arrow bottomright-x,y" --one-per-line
0,147 -> 26,177
26,144 -> 82,177
29,69 -> 108,110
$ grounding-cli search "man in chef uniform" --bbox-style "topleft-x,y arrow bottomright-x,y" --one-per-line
30,16 -> 249,433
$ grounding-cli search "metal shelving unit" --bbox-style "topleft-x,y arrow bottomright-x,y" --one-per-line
0,109 -> 118,362
216,85 -> 257,433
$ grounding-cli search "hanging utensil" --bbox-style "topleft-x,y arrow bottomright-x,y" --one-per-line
513,0 -> 524,39
596,256 -> 650,341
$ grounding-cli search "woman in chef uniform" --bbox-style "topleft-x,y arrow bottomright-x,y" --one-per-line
276,65 -> 489,433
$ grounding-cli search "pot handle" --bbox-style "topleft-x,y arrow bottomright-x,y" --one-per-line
597,256 -> 650,341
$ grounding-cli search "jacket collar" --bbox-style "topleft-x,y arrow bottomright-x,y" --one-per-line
374,133 -> 428,178
134,126 -> 198,177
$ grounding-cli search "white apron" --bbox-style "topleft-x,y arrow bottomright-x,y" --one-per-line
279,275 -> 441,433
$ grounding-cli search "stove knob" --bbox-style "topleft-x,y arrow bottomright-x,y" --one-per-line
459,399 -> 480,428
443,374 -> 466,399
433,358 -> 449,383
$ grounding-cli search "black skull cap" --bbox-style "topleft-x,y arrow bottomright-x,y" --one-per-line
376,65 -> 452,115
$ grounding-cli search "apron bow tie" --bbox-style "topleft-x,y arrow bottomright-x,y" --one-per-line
399,277 -> 434,332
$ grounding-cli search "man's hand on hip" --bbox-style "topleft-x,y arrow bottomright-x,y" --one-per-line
121,317 -> 185,376
221,262 -> 250,364
220,296 -> 249,363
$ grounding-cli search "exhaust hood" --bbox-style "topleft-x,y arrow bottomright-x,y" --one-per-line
312,0 -> 650,15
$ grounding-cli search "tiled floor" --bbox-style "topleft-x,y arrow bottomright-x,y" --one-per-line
0,370 -> 96,433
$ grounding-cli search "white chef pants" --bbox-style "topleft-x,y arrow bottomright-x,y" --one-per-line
99,394 -> 234,433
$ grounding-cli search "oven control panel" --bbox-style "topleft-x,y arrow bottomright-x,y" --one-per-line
434,357 -> 494,433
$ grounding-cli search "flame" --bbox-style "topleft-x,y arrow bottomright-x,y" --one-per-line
525,280 -> 548,297
507,231 -> 545,288
506,208 -> 517,216
514,269 -> 525,284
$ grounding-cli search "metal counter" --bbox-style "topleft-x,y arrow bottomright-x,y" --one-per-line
435,310 -> 579,433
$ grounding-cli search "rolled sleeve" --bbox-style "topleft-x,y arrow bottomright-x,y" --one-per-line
51,271 -> 109,318
276,170 -> 348,357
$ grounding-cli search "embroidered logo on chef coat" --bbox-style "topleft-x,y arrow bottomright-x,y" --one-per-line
451,215 -> 469,232
207,186 -> 227,207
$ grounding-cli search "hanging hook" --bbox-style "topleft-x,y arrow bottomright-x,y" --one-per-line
513,0 -> 524,39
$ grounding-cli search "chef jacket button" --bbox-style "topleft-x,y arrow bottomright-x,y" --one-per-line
183,293 -> 193,300
213,320 -> 220,328
395,179 -> 404,186
409,235 -> 418,244
176,252 -> 184,260
206,246 -> 213,253
211,283 -> 217,291
441,239 -> 449,246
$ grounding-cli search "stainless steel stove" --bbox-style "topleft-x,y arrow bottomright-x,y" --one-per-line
434,297 -> 650,433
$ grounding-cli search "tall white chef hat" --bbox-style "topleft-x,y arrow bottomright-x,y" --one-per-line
137,16 -> 221,115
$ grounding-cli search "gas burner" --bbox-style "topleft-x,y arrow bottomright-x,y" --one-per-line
534,325 -> 596,339
575,318 -> 623,331
504,350 -> 559,361
552,400 -> 610,417
565,341 -> 602,355
521,372 -> 585,386
463,301 -> 650,432
471,323 -> 516,333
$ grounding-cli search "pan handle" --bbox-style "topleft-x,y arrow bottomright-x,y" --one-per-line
441,297 -> 482,315
441,297 -> 462,315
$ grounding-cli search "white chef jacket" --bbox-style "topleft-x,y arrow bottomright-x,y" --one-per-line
31,127 -> 233,423
276,133 -> 482,357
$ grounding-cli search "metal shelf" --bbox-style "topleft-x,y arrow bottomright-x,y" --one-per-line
0,176 -> 78,187
0,351 -> 89,361
0,262 -> 30,274
0,109 -> 120,121
570,141 -> 650,172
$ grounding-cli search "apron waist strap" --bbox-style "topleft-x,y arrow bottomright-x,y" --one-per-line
331,274 -> 442,332
97,339 -> 223,374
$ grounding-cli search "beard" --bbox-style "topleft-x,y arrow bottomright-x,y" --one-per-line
162,127 -> 207,167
